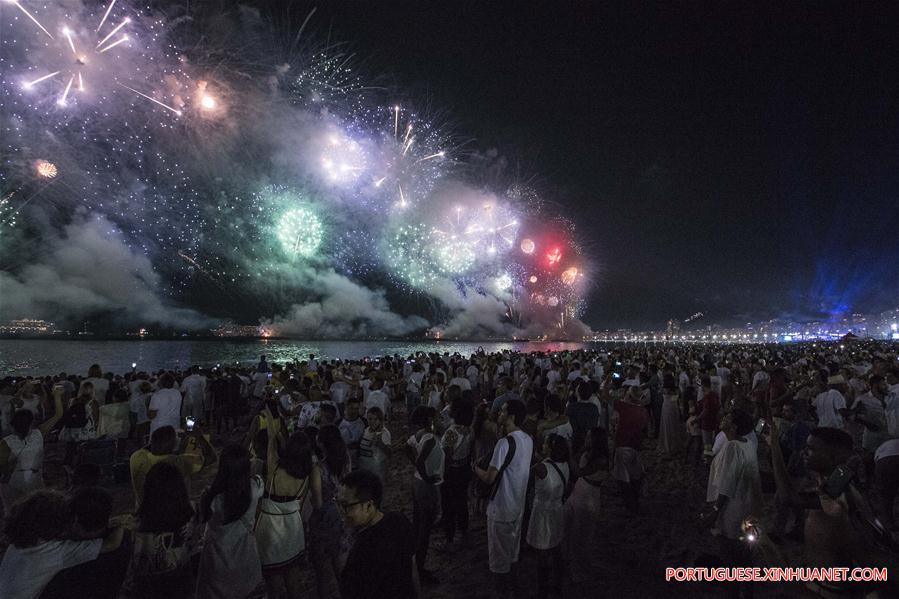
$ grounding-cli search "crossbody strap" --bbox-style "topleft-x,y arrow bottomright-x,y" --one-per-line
547,461 -> 568,500
489,435 -> 516,501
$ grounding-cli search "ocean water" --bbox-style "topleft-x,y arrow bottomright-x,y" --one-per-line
0,339 -> 591,376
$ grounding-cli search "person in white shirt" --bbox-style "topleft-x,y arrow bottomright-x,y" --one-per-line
849,375 -> 893,454
466,362 -> 480,392
329,377 -> 351,408
0,490 -> 124,599
678,370 -> 691,395
449,367 -> 472,393
545,364 -> 561,394
0,410 -> 44,512
716,363 -> 732,388
751,366 -> 770,394
339,398 -> 366,467
813,376 -> 849,429
364,379 -> 390,420
180,367 -> 207,425
357,406 -> 391,483
405,405 -> 444,585
83,364 -> 109,405
148,374 -> 183,435
592,360 -> 605,383
703,409 -> 761,591
251,370 -> 269,401
474,400 -> 533,595
405,364 -> 426,417
566,363 -> 586,384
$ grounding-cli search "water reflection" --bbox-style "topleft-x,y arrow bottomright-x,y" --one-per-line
0,339 -> 590,376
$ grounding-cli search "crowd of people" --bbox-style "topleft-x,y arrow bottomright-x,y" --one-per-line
0,341 -> 898,598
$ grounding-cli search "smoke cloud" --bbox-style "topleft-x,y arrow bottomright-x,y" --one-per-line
0,215 -> 209,328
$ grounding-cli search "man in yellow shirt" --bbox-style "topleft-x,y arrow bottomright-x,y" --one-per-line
129,425 -> 215,508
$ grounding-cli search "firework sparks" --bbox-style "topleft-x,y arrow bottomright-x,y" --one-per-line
63,27 -> 77,57
0,4 -> 591,336
276,206 -> 324,258
561,266 -> 578,285
34,160 -> 58,179
97,35 -> 128,53
96,0 -> 117,32
117,83 -> 182,116
6,0 -> 54,39
96,18 -> 130,49
23,71 -> 60,89
12,7 -> 135,106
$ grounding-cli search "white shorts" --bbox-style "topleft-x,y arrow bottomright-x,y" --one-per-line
612,447 -> 643,483
487,516 -> 522,574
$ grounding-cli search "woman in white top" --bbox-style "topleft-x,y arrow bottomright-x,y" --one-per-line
705,410 -> 761,540
406,405 -> 444,584
84,364 -> 110,405
528,433 -> 570,598
0,409 -> 44,511
197,444 -> 266,599
565,427 -> 608,583
425,373 -> 445,411
658,374 -> 685,456
357,406 -> 391,483
441,396 -> 474,545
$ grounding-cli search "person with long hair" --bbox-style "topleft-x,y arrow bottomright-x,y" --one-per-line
405,405 -> 444,585
441,396 -> 474,548
564,427 -> 609,582
120,462 -> 197,599
57,382 -> 99,466
658,372 -> 685,456
254,409 -> 313,599
527,433 -> 570,599
309,424 -> 349,598
197,444 -> 266,599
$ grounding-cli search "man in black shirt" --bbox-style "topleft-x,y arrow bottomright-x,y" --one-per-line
339,469 -> 416,599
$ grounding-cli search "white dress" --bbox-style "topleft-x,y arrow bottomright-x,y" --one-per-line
1,429 -> 44,510
707,438 -> 761,539
197,476 -> 266,599
658,393 -> 685,454
527,459 -> 568,550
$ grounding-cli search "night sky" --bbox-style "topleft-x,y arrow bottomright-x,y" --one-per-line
274,1 -> 899,329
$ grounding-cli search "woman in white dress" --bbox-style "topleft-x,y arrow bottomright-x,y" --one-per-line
658,373 -> 685,455
197,444 -> 266,599
564,427 -> 608,582
254,409 -> 312,599
0,409 -> 44,511
527,433 -> 570,599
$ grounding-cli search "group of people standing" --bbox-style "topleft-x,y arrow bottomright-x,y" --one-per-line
1,341 -> 899,598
